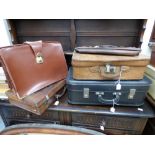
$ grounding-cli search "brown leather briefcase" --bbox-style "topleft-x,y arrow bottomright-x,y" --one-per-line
0,41 -> 67,99
72,52 -> 150,80
6,80 -> 66,115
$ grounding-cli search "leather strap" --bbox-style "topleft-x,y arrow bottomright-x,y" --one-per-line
24,40 -> 43,56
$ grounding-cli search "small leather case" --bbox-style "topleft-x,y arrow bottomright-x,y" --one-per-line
6,80 -> 66,115
75,45 -> 141,56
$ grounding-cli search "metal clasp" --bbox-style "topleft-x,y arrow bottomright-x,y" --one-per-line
104,64 -> 116,74
83,88 -> 89,98
96,92 -> 104,95
113,92 -> 122,96
36,52 -> 44,64
128,89 -> 136,99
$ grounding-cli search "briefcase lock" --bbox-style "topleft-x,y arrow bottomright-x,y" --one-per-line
104,64 -> 116,74
36,52 -> 44,64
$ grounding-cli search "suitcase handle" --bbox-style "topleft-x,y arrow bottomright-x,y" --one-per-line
97,92 -> 121,104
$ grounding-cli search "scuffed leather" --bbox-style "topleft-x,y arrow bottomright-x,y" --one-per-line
0,41 -> 68,99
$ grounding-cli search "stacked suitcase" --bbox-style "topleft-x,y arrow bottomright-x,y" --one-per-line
67,46 -> 152,111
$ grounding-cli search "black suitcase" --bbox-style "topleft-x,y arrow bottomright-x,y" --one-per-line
67,68 -> 152,106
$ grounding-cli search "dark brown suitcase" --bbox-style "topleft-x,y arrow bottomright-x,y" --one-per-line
75,45 -> 141,56
6,80 -> 66,115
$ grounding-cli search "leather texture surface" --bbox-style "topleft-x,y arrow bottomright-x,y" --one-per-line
0,41 -> 68,99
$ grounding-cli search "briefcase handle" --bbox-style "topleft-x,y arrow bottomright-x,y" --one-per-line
97,92 -> 121,104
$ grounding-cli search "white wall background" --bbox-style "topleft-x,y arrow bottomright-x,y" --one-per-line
0,19 -> 12,47
141,19 -> 155,56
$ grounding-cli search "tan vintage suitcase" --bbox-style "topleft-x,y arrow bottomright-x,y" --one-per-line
72,52 -> 150,80
6,80 -> 66,115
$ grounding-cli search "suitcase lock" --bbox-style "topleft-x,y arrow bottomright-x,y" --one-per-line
104,64 -> 116,74
83,88 -> 90,98
128,89 -> 136,99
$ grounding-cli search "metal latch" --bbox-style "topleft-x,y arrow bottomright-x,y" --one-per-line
83,88 -> 89,98
128,89 -> 136,99
104,64 -> 116,74
96,92 -> 104,95
36,52 -> 44,64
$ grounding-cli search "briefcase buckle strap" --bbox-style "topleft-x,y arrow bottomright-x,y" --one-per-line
24,41 -> 44,64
